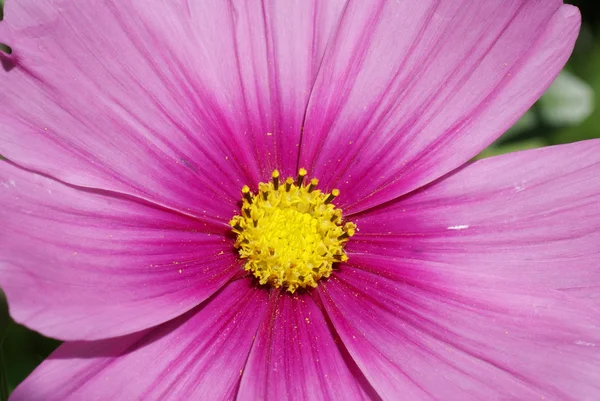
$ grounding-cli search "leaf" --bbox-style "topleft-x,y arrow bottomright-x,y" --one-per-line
551,30 -> 600,144
538,70 -> 595,126
0,348 -> 8,401
476,138 -> 548,159
0,291 -> 9,401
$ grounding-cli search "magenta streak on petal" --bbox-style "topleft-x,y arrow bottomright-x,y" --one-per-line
317,0 -> 521,184
228,0 -> 347,179
0,0 -> 349,221
300,0 -> 580,213
237,288 -> 375,401
0,0 -> 252,222
321,267 -> 600,401
348,140 -> 600,310
0,160 -> 240,341
104,1 -> 257,188
9,279 -> 269,401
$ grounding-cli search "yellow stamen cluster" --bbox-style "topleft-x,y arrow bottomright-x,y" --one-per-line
230,169 -> 356,293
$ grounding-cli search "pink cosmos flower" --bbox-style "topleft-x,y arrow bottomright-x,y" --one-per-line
1,0 -> 599,399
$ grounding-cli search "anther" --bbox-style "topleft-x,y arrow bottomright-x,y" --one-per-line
296,168 -> 307,187
338,232 -> 350,240
258,183 -> 269,201
285,177 -> 294,192
324,189 -> 340,204
272,170 -> 280,190
308,178 -> 319,193
242,185 -> 253,204
344,222 -> 357,236
330,209 -> 342,222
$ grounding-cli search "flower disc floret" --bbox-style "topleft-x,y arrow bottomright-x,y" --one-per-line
230,169 -> 356,293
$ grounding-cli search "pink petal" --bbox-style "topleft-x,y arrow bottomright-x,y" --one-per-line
0,161 -> 239,340
350,139 -> 600,307
320,267 -> 600,400
10,279 -> 268,401
225,0 -> 346,178
237,290 -> 377,401
0,0 -> 345,219
300,0 -> 580,213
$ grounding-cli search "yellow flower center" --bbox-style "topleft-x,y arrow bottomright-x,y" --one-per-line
230,169 -> 356,293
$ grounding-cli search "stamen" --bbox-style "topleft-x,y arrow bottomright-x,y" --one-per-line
296,168 -> 307,187
330,209 -> 342,223
338,232 -> 350,240
338,223 -> 357,240
344,223 -> 357,237
333,254 -> 348,261
242,185 -> 253,204
229,169 -> 356,293
324,189 -> 340,204
285,177 -> 293,192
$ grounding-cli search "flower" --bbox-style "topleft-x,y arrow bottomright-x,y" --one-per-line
0,0 -> 599,399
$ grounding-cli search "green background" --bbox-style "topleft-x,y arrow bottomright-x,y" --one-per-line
1,0 -> 600,398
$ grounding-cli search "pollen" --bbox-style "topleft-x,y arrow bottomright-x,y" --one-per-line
229,169 -> 356,293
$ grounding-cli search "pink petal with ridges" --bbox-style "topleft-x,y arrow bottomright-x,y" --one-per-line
321,267 -> 600,400
10,279 -> 269,401
237,290 -> 377,401
300,0 -> 580,212
0,0 -> 345,219
349,140 -> 600,307
226,0 -> 346,178
0,161 -> 239,340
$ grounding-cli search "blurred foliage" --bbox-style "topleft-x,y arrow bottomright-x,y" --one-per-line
1,292 -> 8,401
481,0 -> 600,157
1,0 -> 600,397
1,291 -> 60,397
